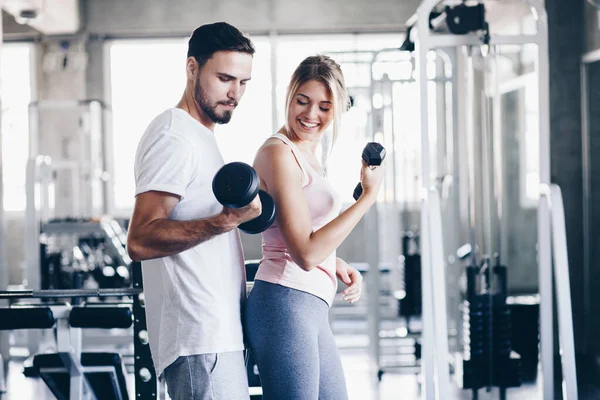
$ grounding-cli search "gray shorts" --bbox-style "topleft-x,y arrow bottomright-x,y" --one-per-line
163,351 -> 249,400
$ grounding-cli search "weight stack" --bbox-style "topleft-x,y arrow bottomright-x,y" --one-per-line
507,297 -> 539,383
462,266 -> 522,391
399,234 -> 422,320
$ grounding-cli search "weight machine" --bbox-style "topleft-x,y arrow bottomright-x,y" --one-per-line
412,1 -> 578,399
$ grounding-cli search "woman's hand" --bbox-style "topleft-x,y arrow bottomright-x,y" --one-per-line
359,160 -> 385,202
336,258 -> 363,304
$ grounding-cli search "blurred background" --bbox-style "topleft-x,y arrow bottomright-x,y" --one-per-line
0,0 -> 599,399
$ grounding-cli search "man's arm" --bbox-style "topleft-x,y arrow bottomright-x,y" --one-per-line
127,190 -> 261,262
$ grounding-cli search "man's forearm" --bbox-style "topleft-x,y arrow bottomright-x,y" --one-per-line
128,213 -> 236,261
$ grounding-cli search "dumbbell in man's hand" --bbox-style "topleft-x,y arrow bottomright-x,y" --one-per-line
212,162 -> 276,234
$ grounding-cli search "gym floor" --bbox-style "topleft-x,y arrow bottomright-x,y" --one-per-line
3,288 -> 598,400
4,343 -> 600,399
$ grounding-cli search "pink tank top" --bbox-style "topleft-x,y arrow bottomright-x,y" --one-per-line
254,133 -> 342,306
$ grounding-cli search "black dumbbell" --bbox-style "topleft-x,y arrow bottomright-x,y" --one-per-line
212,162 -> 276,234
353,142 -> 386,200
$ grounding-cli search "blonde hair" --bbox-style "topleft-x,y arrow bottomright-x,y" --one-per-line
282,55 -> 350,155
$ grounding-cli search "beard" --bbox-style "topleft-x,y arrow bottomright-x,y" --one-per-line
194,75 -> 236,124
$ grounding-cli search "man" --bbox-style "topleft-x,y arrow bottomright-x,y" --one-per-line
127,22 -> 261,400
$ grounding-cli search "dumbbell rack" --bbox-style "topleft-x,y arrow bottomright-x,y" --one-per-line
40,218 -> 132,267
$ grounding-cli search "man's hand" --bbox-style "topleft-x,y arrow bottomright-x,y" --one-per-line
335,258 -> 363,304
221,194 -> 262,227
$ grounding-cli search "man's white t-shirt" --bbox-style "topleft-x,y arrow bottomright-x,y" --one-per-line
134,108 -> 246,379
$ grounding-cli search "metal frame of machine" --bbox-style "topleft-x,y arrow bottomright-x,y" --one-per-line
414,1 -> 577,399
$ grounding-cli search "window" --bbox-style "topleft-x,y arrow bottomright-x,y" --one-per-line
214,40 -> 272,165
274,34 -> 404,203
107,37 -> 272,212
107,34 -> 405,210
108,39 -> 188,211
1,43 -> 33,212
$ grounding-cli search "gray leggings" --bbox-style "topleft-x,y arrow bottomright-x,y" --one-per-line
244,280 -> 348,400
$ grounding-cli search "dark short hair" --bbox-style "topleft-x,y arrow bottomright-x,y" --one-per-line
187,22 -> 255,67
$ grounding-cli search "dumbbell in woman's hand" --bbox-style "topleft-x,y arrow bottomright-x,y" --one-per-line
212,162 -> 276,234
353,142 -> 386,200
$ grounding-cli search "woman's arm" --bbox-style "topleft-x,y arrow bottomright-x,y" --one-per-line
254,140 -> 384,271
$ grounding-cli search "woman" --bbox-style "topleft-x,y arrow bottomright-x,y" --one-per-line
244,55 -> 385,399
